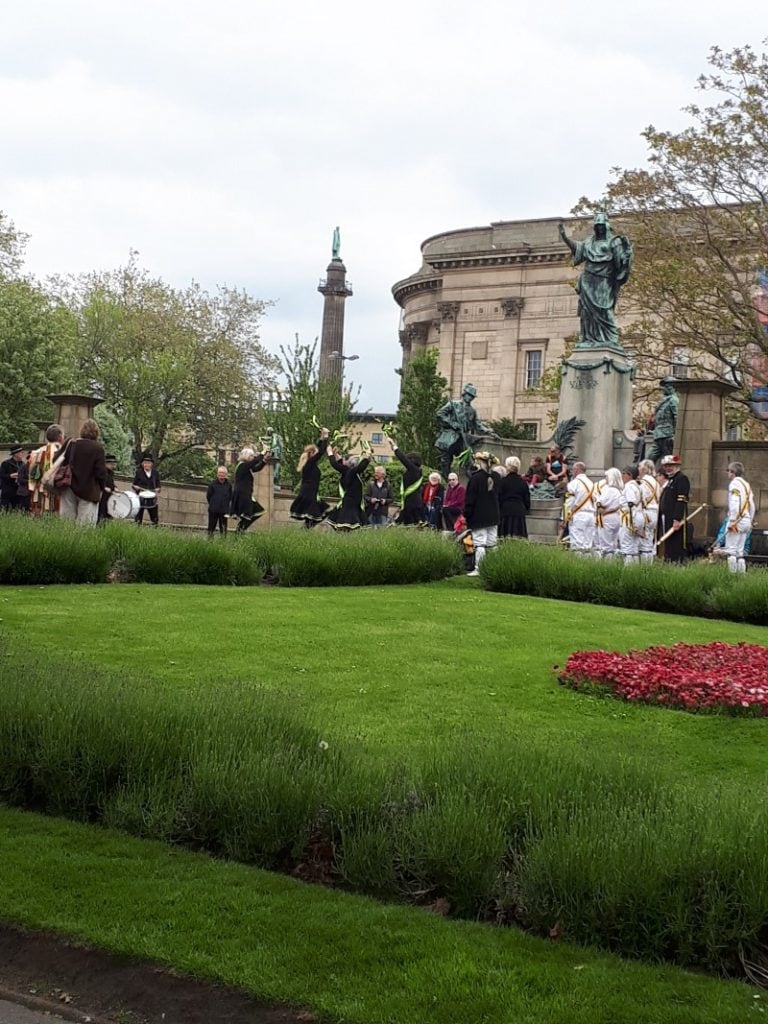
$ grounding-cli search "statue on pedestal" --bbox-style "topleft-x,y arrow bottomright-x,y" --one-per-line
558,214 -> 633,351
648,377 -> 679,462
332,226 -> 341,260
435,384 -> 497,479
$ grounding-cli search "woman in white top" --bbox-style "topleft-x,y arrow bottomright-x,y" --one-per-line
593,467 -> 622,559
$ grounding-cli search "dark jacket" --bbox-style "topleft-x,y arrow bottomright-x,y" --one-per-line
0,457 -> 20,501
365,479 -> 394,516
498,472 -> 531,516
464,468 -> 499,530
207,478 -> 233,514
65,439 -> 107,503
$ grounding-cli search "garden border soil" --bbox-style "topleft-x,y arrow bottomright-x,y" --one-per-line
0,924 -> 315,1024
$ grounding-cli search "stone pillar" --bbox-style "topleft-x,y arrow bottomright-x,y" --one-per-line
46,394 -> 103,441
674,378 -> 737,536
556,348 -> 633,476
252,462 -> 274,528
318,259 -> 353,391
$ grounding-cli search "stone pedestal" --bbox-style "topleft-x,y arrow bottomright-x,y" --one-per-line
253,462 -> 274,529
674,379 -> 737,536
46,394 -> 103,442
556,348 -> 633,475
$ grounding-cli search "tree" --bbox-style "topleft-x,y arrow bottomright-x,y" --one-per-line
270,336 -> 359,488
0,211 -> 29,278
488,418 -> 538,440
63,253 -> 279,460
394,347 -> 448,467
575,43 -> 768,418
94,404 -> 134,473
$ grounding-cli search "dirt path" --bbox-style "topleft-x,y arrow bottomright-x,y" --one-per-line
0,925 -> 315,1024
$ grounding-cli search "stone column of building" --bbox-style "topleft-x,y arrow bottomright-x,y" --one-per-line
674,378 -> 738,536
318,259 -> 353,391
46,394 -> 103,441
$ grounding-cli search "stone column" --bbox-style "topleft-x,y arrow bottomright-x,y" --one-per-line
556,348 -> 633,476
674,378 -> 737,535
252,461 -> 274,528
46,394 -> 103,441
318,259 -> 353,391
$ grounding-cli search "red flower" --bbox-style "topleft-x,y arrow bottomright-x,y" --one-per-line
557,642 -> 768,716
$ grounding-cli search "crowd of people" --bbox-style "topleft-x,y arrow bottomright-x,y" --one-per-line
1,423 -> 757,574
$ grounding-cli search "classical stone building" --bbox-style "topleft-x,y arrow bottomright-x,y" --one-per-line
393,215 -> 632,440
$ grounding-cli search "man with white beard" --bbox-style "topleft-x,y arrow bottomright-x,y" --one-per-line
724,461 -> 755,574
565,462 -> 595,555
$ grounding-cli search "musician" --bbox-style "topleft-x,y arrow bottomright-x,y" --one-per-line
98,453 -> 118,523
133,453 -> 161,526
657,454 -> 690,562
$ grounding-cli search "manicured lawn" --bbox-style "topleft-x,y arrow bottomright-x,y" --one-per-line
2,579 -> 766,783
0,805 -> 759,1024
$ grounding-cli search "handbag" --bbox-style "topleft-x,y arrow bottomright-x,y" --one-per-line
41,441 -> 74,494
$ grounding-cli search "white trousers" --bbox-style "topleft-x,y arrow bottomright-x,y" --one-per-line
569,513 -> 595,555
59,488 -> 99,526
724,520 -> 751,573
473,525 -> 498,568
638,512 -> 658,563
593,521 -> 619,559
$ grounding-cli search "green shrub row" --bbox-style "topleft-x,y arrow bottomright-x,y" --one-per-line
479,541 -> 768,623
1,639 -> 766,980
0,515 -> 461,587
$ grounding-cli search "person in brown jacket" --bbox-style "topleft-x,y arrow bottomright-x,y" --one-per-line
59,418 -> 107,526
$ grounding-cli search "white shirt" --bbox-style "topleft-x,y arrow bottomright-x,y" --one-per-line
728,476 -> 755,526
566,473 -> 595,517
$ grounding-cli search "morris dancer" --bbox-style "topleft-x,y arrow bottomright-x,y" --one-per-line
617,464 -> 642,565
231,446 -> 268,532
325,444 -> 371,531
657,454 -> 690,562
28,425 -> 64,515
637,459 -> 660,564
724,461 -> 755,574
464,450 -> 500,576
290,428 -> 330,528
386,437 -> 426,526
564,461 -> 595,555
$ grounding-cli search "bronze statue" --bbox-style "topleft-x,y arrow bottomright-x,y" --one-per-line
648,376 -> 679,461
332,226 -> 341,260
558,214 -> 633,351
436,384 -> 497,479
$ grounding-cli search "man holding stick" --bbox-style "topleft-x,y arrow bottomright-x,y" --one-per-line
657,454 -> 690,562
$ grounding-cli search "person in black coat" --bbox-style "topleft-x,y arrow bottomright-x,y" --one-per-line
325,446 -> 371,530
133,453 -> 161,526
498,456 -> 531,538
98,453 -> 118,523
230,446 -> 268,532
206,465 -> 233,535
0,445 -> 24,512
290,429 -> 330,528
387,438 -> 426,526
657,453 -> 691,562
464,451 -> 500,575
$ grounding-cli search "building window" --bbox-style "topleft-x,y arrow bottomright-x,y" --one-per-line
671,347 -> 690,379
370,432 -> 384,445
378,454 -> 390,463
725,424 -> 740,442
524,349 -> 543,389
518,422 -> 539,441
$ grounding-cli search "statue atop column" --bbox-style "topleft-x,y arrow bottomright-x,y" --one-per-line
332,226 -> 341,260
435,384 -> 498,479
558,214 -> 633,351
648,376 -> 679,461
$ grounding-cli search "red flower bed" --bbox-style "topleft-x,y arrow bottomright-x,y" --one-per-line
558,642 -> 768,715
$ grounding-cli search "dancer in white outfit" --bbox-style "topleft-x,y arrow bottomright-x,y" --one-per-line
637,459 -> 660,564
618,465 -> 643,564
593,467 -> 622,559
565,462 -> 595,555
724,461 -> 755,574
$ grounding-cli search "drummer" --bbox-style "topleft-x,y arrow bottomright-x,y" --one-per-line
98,453 -> 118,524
133,452 -> 161,526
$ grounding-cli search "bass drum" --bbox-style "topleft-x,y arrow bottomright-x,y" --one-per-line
107,490 -> 141,520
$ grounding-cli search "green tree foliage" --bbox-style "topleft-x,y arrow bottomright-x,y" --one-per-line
271,336 -> 358,488
0,212 -> 79,442
488,418 -> 538,440
575,43 -> 768,414
159,448 -> 219,484
394,347 -> 448,466
64,253 -> 278,459
94,404 -> 133,473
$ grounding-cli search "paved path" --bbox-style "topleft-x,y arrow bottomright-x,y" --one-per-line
0,999 -> 65,1024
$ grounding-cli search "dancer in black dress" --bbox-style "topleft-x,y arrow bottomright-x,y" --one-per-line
387,437 -> 425,526
325,445 -> 371,531
290,428 -> 330,528
230,446 -> 268,532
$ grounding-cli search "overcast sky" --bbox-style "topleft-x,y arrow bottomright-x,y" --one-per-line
1,2 -> 765,411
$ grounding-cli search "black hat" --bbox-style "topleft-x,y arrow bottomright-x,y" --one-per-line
105,453 -> 117,462
140,452 -> 155,463
9,444 -> 24,455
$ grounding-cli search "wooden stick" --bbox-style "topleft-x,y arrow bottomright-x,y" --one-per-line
655,503 -> 707,548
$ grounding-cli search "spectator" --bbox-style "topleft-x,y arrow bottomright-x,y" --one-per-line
464,451 -> 500,576
545,444 -> 569,495
365,465 -> 394,527
441,472 -> 465,531
498,456 -> 531,538
206,465 -> 233,536
16,448 -> 32,513
422,472 -> 444,529
0,445 -> 24,512
525,455 -> 547,485
98,453 -> 118,523
59,419 -> 107,527
29,425 -> 64,515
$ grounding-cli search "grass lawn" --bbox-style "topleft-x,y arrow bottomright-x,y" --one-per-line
2,578 -> 766,783
0,804 -> 760,1024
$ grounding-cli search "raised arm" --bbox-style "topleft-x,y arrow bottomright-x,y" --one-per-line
558,221 -> 577,256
